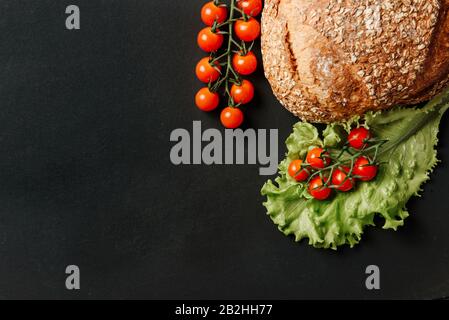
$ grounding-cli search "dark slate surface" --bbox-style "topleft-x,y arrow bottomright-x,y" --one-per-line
0,0 -> 448,299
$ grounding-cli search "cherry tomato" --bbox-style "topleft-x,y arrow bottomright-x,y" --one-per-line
201,1 -> 228,26
196,57 -> 221,83
331,166 -> 355,192
195,88 -> 220,112
288,159 -> 310,182
232,51 -> 258,75
237,0 -> 263,17
348,127 -> 372,150
306,148 -> 331,169
308,176 -> 332,201
220,107 -> 244,129
197,27 -> 224,52
353,156 -> 378,182
234,18 -> 260,42
231,80 -> 255,105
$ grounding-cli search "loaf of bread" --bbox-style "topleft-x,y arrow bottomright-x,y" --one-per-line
261,0 -> 449,123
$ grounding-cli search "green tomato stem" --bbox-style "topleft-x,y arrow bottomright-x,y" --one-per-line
209,0 -> 242,106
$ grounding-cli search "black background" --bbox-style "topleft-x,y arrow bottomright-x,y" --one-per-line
0,0 -> 448,300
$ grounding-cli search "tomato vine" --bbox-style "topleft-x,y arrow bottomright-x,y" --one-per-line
195,0 -> 262,129
289,127 -> 385,200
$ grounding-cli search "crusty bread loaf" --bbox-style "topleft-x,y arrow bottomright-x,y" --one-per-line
261,0 -> 449,123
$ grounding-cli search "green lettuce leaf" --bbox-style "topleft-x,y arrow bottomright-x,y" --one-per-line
261,88 -> 449,250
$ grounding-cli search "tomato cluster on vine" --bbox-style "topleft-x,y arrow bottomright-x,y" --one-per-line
288,127 -> 382,201
195,0 -> 262,129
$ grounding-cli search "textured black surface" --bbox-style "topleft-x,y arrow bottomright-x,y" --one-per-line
0,0 -> 448,299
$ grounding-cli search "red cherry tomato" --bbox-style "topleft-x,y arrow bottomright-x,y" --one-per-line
232,51 -> 258,75
306,148 -> 331,169
230,80 -> 255,105
348,127 -> 372,150
195,88 -> 220,112
220,107 -> 244,129
353,156 -> 378,182
197,27 -> 224,52
201,1 -> 228,26
288,159 -> 310,182
237,0 -> 263,17
234,18 -> 260,42
331,166 -> 355,192
308,176 -> 332,201
195,57 -> 221,83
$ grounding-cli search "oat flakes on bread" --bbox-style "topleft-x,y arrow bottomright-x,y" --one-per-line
261,0 -> 449,123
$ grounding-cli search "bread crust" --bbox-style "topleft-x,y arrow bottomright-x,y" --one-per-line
262,0 -> 449,123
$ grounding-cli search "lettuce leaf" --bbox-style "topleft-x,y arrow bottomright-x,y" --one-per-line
261,88 -> 449,250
